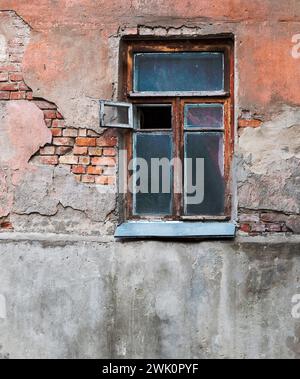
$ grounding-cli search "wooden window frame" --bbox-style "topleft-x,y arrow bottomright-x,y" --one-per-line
120,38 -> 234,222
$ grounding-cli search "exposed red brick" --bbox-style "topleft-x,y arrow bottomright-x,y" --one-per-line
10,91 -> 26,100
266,224 -> 282,232
91,157 -> 116,166
103,148 -> 116,156
239,213 -> 260,223
0,92 -> 10,100
81,175 -> 95,184
76,137 -> 96,147
73,146 -> 88,155
52,119 -> 65,128
87,166 -> 103,175
56,112 -> 63,119
0,73 -> 8,82
0,83 -> 18,91
59,155 -> 78,165
63,128 -> 78,137
95,176 -> 115,185
239,223 -> 251,233
10,73 -> 23,82
51,128 -> 62,137
55,146 -> 72,155
238,119 -> 262,129
250,223 -> 266,233
78,156 -> 90,165
53,137 -> 74,146
40,146 -> 56,155
89,147 -> 103,156
40,156 -> 59,165
96,136 -> 117,147
0,64 -> 20,72
260,213 -> 288,223
43,110 -> 57,119
72,165 -> 86,174
78,129 -> 87,137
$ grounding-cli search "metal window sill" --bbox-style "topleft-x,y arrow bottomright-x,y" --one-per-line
115,221 -> 236,240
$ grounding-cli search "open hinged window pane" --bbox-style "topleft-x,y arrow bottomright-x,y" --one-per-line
100,100 -> 133,129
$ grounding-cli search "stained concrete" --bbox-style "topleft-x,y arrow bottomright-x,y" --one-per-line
0,235 -> 299,359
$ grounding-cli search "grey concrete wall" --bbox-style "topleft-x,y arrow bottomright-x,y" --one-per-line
0,234 -> 299,359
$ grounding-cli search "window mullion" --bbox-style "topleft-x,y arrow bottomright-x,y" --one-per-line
173,98 -> 183,218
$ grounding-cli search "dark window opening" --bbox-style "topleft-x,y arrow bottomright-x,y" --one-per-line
136,105 -> 172,130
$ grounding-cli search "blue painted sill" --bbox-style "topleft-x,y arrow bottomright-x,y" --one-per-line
115,222 -> 236,239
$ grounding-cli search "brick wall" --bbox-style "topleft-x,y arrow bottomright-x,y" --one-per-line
32,104 -> 117,186
238,211 -> 292,235
0,47 -> 117,186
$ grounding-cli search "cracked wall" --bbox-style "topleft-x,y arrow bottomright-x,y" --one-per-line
1,2 -> 300,235
0,0 -> 300,360
0,1 -> 300,234
0,10 -> 117,235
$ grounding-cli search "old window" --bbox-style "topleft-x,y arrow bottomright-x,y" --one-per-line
101,39 -> 235,238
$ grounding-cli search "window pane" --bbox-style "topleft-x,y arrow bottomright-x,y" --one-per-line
100,101 -> 133,129
134,133 -> 173,215
185,104 -> 224,129
184,132 -> 225,216
134,52 -> 224,93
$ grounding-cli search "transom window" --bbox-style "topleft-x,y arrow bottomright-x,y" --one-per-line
101,39 -> 234,223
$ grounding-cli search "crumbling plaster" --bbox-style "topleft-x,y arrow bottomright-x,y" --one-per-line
238,106 -> 300,215
0,11 -> 117,232
0,3 -> 300,234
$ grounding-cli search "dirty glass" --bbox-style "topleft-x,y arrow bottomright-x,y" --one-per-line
184,104 -> 224,129
184,132 -> 225,216
133,133 -> 173,215
101,102 -> 132,128
134,52 -> 224,92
